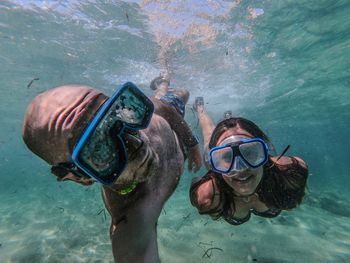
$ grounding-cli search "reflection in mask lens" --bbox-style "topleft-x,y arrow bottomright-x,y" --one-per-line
211,147 -> 233,172
239,141 -> 265,166
111,88 -> 150,127
81,119 -> 124,179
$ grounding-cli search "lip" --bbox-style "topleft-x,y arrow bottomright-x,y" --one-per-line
230,173 -> 254,183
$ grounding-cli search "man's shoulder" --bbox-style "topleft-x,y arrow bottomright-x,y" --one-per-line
148,114 -> 172,132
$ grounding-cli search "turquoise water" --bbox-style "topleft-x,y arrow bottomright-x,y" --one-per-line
1,0 -> 349,262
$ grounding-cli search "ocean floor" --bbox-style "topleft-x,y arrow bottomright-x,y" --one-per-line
0,173 -> 349,263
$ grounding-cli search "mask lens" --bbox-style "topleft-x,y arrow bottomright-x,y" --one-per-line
239,141 -> 266,166
79,115 -> 126,182
113,85 -> 153,129
72,82 -> 154,185
211,146 -> 233,172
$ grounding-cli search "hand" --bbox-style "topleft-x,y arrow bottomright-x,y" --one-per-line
187,144 -> 202,172
58,172 -> 96,186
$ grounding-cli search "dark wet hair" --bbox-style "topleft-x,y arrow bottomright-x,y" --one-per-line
208,117 -> 272,149
259,157 -> 308,209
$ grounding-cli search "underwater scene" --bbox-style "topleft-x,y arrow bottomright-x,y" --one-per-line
0,0 -> 349,262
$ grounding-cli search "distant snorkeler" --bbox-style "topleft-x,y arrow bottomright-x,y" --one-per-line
150,76 -> 202,172
22,82 -> 198,263
190,97 -> 309,225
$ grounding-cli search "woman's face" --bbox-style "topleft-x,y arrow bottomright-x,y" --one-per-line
216,127 -> 264,196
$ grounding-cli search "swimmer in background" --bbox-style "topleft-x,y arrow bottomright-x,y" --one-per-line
189,97 -> 309,225
150,76 -> 202,172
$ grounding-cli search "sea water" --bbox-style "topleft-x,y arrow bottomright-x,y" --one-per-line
0,0 -> 349,262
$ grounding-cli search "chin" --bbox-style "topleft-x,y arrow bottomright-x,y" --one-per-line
224,173 -> 260,196
232,185 -> 256,196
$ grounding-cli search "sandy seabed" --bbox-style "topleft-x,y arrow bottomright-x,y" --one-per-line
0,175 -> 349,263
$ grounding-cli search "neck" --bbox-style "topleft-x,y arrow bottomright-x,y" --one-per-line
234,192 -> 258,203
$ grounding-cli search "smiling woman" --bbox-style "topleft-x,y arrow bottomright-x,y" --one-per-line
190,97 -> 309,225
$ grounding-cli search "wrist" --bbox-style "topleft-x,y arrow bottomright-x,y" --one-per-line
186,135 -> 199,148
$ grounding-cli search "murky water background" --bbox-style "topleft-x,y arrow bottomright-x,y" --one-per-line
1,0 -> 349,262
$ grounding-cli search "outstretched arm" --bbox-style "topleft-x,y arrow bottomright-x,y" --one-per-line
102,186 -> 161,263
151,98 -> 202,172
101,115 -> 184,263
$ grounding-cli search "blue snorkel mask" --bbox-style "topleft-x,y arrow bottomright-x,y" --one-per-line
53,82 -> 154,186
208,135 -> 269,176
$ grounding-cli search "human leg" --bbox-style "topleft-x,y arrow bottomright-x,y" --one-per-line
194,97 -> 215,150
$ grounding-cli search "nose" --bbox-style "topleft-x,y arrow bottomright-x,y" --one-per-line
231,156 -> 249,172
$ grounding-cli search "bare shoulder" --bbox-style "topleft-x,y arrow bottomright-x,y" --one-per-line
191,176 -> 221,213
147,113 -> 167,130
145,113 -> 184,166
145,114 -> 173,141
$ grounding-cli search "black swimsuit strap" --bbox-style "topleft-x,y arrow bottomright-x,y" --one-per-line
252,208 -> 281,218
223,211 -> 251,225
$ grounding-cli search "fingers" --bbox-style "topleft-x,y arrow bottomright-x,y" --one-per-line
58,172 -> 96,186
187,144 -> 203,173
192,156 -> 202,173
79,178 -> 96,186
188,158 -> 194,172
196,158 -> 202,172
188,158 -> 202,173
192,161 -> 199,173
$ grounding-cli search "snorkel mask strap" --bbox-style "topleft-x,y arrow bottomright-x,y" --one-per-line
269,145 -> 291,168
276,145 -> 291,161
51,162 -> 91,180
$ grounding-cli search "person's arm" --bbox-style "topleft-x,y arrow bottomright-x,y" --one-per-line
101,114 -> 185,263
151,98 -> 197,147
102,186 -> 161,263
151,98 -> 202,171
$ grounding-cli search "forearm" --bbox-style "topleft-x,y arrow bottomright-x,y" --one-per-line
102,187 -> 161,263
110,221 -> 160,263
151,98 -> 198,148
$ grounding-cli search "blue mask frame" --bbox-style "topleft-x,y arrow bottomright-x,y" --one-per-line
71,82 -> 154,185
208,138 -> 269,174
